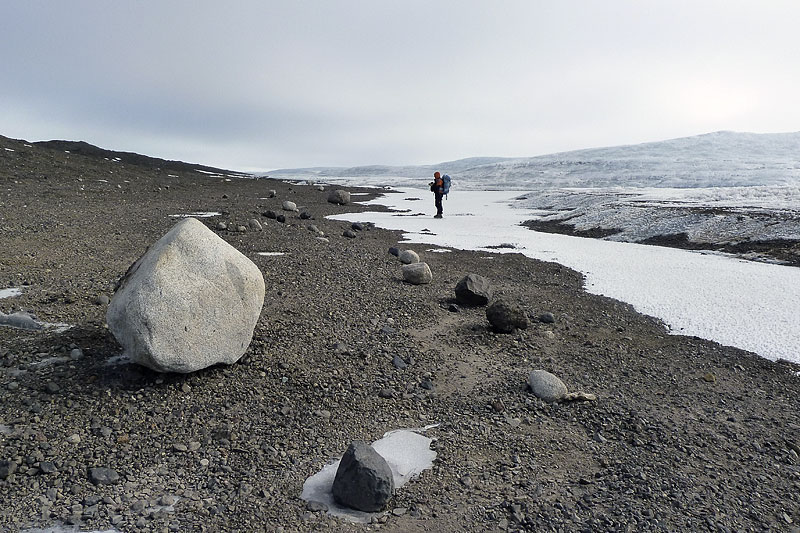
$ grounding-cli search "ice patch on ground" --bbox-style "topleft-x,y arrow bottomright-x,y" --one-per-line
301,426 -> 437,523
257,252 -> 287,256
329,188 -> 800,363
105,355 -> 131,366
169,212 -> 221,218
0,287 -> 22,298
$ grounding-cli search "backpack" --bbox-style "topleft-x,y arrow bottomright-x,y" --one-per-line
442,174 -> 451,196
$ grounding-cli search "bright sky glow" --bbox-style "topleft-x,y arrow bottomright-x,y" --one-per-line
330,189 -> 800,363
2,2 -> 799,170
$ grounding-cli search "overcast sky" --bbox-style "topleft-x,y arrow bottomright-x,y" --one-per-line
2,1 -> 799,171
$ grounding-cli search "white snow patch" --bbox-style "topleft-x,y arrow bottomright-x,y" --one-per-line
426,248 -> 452,253
105,354 -> 131,366
0,287 -> 22,299
4,148 -> 15,152
301,426 -> 437,523
169,212 -> 221,218
329,188 -> 800,364
257,252 -> 287,257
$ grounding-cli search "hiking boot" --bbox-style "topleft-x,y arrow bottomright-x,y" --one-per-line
434,214 -> 443,218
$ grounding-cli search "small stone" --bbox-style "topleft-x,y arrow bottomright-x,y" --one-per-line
94,295 -> 110,306
378,388 -> 394,399
527,370 -> 568,402
248,218 -> 263,231
69,348 -> 84,360
388,247 -> 399,257
420,379 -> 434,390
215,222 -> 227,231
44,382 -> 60,394
267,190 -> 276,198
39,461 -> 58,474
392,507 -> 407,516
173,443 -> 188,452
282,200 -> 297,212
402,262 -> 433,285
0,460 -> 18,479
539,312 -> 556,324
343,229 -> 357,238
181,383 -> 191,393
392,355 -> 407,369
88,467 -> 120,485
263,210 -> 277,219
486,300 -> 529,333
702,372 -> 716,383
351,222 -> 364,231
398,250 -> 419,264
299,211 -> 312,220
307,500 -> 328,512
276,214 -> 286,223
327,190 -> 351,205
7,382 -> 19,391
67,434 -> 81,444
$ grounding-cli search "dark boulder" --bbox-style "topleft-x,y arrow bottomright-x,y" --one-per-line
332,441 -> 394,512
455,274 -> 493,306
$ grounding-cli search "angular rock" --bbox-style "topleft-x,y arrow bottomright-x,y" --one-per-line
455,274 -> 493,306
398,250 -> 419,265
343,230 -> 357,239
106,217 -> 265,373
528,370 -> 568,402
299,211 -> 312,220
332,441 -> 394,512
402,262 -> 432,285
88,467 -> 120,485
388,247 -> 399,257
327,190 -> 351,205
282,200 -> 297,212
276,214 -> 286,223
486,300 -> 529,333
539,312 -> 556,324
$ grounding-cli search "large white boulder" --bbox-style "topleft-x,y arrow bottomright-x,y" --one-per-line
106,217 -> 265,373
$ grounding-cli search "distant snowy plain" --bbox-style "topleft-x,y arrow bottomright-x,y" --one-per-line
320,132 -> 800,363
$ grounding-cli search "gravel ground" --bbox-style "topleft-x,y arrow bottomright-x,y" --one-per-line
1,135 -> 800,532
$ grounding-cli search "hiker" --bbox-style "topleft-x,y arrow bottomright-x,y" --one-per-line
430,171 -> 444,218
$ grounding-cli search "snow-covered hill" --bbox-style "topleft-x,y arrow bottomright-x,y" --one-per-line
266,131 -> 800,190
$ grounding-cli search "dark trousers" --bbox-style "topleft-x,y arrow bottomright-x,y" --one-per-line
434,192 -> 443,215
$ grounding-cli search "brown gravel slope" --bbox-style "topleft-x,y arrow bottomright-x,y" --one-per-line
1,136 -> 800,532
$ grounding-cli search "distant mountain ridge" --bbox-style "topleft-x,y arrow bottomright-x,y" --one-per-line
31,139 -> 246,176
267,131 -> 800,190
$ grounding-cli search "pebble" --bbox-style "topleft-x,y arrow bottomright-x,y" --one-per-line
45,382 -> 60,394
69,348 -> 83,360
67,434 -> 81,444
88,467 -> 120,485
